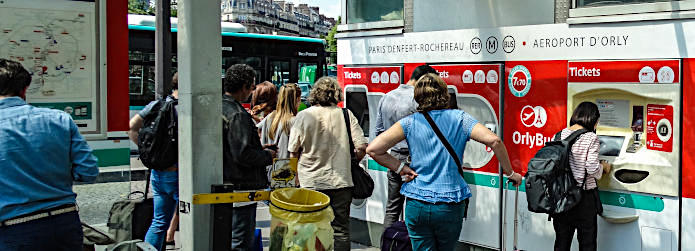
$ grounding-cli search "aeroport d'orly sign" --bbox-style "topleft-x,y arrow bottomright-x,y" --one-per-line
337,21 -> 695,65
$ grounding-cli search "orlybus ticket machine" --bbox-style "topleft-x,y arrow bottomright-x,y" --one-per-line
568,60 -> 680,202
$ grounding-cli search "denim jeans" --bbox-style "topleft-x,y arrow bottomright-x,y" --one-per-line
145,170 -> 179,251
0,211 -> 83,251
404,198 -> 465,251
213,203 -> 257,251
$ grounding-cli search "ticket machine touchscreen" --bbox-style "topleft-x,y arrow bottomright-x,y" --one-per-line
598,135 -> 625,158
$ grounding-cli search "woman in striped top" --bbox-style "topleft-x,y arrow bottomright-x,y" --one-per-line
553,101 -> 612,251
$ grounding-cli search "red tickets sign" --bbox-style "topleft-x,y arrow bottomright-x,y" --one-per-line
646,104 -> 674,152
568,60 -> 680,83
338,66 -> 403,93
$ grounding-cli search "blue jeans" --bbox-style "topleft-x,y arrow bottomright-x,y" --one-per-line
404,198 -> 465,251
213,203 -> 257,251
0,210 -> 82,251
145,170 -> 179,251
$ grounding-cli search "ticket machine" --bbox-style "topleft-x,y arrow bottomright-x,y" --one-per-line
568,60 -> 680,197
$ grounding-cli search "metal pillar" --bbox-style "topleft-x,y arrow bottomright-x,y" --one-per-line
177,0 -> 222,250
155,0 -> 172,99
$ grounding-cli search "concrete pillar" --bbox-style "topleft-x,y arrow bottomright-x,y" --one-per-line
176,0 -> 222,250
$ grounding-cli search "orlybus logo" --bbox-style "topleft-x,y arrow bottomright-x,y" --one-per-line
508,65 -> 531,97
520,105 -> 547,128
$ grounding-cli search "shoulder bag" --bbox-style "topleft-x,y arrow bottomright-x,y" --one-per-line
342,108 -> 374,199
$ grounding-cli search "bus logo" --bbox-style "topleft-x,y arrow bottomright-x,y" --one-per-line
508,65 -> 532,97
521,105 -> 547,128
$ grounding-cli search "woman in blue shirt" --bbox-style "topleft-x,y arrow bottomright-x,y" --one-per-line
367,73 -> 522,250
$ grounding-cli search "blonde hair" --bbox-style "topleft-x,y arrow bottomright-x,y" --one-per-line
268,83 -> 301,140
414,73 -> 450,112
308,77 -> 342,106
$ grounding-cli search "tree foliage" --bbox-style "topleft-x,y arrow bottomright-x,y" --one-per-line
128,0 -> 177,17
325,16 -> 340,65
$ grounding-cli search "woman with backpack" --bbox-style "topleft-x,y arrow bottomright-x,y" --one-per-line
552,101 -> 611,251
366,73 -> 522,250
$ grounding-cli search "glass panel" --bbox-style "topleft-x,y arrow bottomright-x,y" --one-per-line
576,0 -> 678,7
347,0 -> 403,23
346,91 -> 370,137
271,60 -> 290,88
298,62 -> 318,84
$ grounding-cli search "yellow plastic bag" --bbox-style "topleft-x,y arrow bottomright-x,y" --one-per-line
269,188 -> 334,251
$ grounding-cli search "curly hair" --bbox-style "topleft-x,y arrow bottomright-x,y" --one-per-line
414,73 -> 450,112
224,64 -> 255,93
308,77 -> 342,106
0,59 -> 31,97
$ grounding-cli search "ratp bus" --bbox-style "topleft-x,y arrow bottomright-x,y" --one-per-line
337,1 -> 695,250
127,14 -> 326,117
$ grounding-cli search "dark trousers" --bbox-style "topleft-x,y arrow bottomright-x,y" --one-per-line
384,151 -> 408,227
0,211 -> 83,251
213,203 -> 257,251
317,187 -> 352,251
553,189 -> 599,251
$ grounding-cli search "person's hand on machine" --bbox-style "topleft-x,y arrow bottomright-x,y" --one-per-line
601,160 -> 612,174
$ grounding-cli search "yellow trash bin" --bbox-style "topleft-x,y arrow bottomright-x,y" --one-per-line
269,188 -> 334,251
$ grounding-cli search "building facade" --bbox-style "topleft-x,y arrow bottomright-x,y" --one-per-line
220,0 -> 335,38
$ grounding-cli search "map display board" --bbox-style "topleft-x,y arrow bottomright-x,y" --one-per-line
0,0 -> 100,133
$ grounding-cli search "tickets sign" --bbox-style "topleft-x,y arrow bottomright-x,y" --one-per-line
338,66 -> 403,93
646,104 -> 674,152
568,60 -> 680,83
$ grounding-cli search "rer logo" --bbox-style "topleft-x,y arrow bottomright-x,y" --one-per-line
508,65 -> 532,97
520,105 -> 547,128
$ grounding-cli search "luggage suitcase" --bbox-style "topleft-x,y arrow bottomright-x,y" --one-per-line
503,180 -> 523,251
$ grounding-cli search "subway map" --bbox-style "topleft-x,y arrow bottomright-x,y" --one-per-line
0,7 -> 93,99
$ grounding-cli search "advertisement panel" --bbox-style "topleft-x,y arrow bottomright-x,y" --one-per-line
504,61 -> 568,174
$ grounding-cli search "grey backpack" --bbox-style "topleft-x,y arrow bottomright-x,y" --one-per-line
525,129 -> 588,215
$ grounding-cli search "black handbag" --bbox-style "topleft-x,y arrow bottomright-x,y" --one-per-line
342,108 -> 374,199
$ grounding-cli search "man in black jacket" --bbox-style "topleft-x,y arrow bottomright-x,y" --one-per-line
214,64 -> 276,250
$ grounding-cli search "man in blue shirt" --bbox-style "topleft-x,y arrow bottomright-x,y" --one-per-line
0,58 -> 99,250
375,65 -> 437,228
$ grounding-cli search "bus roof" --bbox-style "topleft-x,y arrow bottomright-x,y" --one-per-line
128,15 -> 325,44
129,25 -> 325,44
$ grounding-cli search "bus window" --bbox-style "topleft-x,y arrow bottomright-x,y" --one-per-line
345,88 -> 370,137
271,60 -> 290,87
298,62 -> 318,83
129,64 -> 156,107
456,96 -> 498,168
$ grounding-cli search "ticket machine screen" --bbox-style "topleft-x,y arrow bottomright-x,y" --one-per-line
598,135 -> 625,157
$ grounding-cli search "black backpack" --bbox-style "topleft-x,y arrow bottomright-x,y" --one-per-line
380,221 -> 412,251
525,129 -> 588,215
137,96 -> 178,170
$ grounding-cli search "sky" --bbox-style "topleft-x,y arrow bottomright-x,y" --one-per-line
292,0 -> 340,19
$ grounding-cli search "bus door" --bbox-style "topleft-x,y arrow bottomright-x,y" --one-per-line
429,64 -> 504,249
339,65 -> 402,226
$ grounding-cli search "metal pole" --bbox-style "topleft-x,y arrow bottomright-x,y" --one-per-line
155,0 -> 172,99
177,0 -> 223,250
